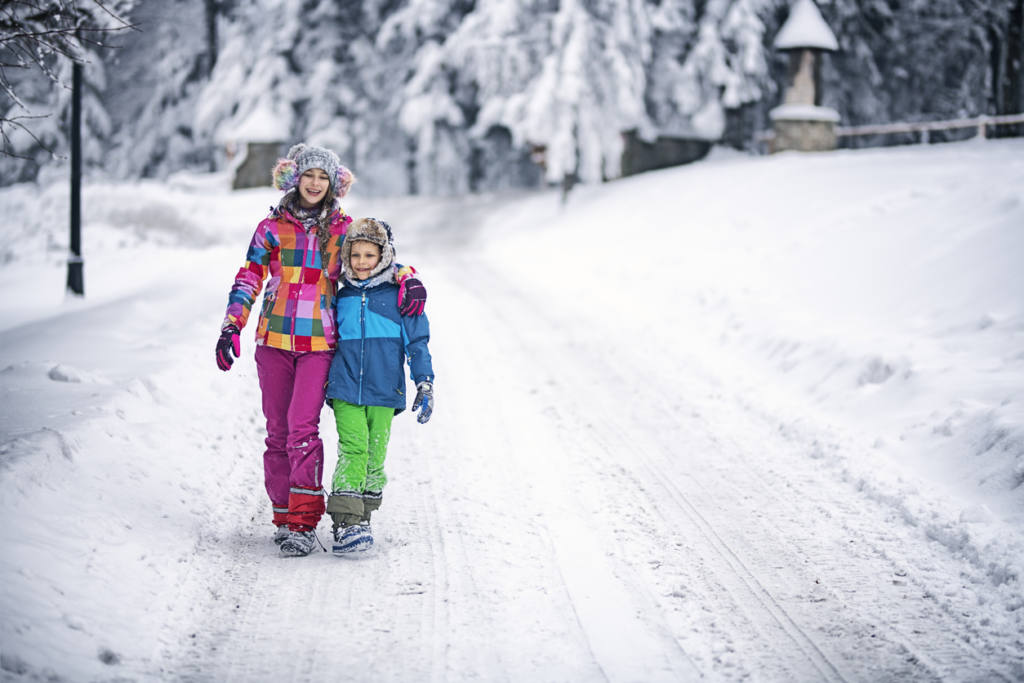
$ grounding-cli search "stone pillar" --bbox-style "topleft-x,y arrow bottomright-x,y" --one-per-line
770,116 -> 838,152
232,141 -> 284,190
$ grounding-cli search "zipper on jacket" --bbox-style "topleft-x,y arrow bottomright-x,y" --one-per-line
358,291 -> 367,404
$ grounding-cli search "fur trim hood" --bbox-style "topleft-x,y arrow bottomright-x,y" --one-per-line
341,217 -> 395,283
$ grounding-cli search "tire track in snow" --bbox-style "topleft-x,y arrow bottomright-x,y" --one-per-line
543,512 -> 703,682
555,371 -> 875,682
551,333 -> 999,682
157,487 -> 455,681
538,301 -> 1021,681
410,457 -> 452,682
648,467 -> 848,682
151,388 -> 456,680
718,402 -> 1021,682
541,380 -> 849,681
449,257 -> 961,681
427,258 -> 702,681
622,353 -> 1023,682
447,257 -> 841,680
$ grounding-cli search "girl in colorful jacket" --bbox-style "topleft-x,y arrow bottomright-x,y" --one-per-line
215,143 -> 427,558
324,217 -> 434,555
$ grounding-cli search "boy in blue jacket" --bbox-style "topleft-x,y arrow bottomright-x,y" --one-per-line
325,217 -> 434,554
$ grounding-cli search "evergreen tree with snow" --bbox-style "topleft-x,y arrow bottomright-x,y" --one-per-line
4,0 -> 1022,192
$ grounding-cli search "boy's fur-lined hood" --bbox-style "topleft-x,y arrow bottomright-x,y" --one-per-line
341,217 -> 395,283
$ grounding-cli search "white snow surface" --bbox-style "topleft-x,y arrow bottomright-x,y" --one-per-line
770,104 -> 841,122
1,140 -> 1023,681
774,0 -> 839,51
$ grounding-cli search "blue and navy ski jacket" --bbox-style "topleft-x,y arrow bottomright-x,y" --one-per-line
325,280 -> 433,413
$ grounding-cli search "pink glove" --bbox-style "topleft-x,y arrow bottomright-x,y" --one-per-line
216,324 -> 241,371
398,276 -> 426,316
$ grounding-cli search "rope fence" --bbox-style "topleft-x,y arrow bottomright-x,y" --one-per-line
756,112 -> 1024,150
836,112 -> 1024,142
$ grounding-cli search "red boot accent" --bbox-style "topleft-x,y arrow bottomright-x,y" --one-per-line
287,488 -> 325,529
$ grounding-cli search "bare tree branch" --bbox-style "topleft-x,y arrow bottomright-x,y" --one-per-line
1,113 -> 55,159
0,0 -> 132,159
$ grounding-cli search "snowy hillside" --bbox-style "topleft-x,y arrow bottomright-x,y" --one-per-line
1,140 -> 1022,681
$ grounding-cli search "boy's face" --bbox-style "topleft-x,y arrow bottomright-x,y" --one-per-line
349,240 -> 381,280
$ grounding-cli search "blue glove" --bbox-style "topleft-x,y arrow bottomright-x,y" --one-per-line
412,381 -> 433,424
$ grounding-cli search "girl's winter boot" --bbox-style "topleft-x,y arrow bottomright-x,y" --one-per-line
279,527 -> 317,557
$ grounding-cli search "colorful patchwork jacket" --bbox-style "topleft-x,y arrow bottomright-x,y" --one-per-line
222,203 -> 351,352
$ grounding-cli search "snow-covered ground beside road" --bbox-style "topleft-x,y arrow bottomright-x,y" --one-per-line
1,139 -> 1022,681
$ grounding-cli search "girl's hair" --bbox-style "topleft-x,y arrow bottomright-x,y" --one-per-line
314,187 -> 337,274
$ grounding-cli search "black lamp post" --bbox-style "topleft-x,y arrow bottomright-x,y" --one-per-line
67,61 -> 84,296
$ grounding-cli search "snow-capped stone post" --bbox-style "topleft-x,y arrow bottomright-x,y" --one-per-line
769,0 -> 839,153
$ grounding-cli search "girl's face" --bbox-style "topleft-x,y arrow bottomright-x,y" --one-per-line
297,168 -> 330,208
349,240 -> 381,280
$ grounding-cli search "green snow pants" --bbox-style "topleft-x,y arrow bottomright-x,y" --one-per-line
327,400 -> 394,528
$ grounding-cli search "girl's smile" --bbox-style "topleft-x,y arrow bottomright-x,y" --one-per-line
298,168 -> 330,208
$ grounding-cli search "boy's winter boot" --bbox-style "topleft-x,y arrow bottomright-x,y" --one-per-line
332,523 -> 373,555
272,525 -> 290,545
279,527 -> 318,557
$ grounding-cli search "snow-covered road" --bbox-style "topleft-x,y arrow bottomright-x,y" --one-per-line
152,245 -> 1019,682
2,141 -> 1022,681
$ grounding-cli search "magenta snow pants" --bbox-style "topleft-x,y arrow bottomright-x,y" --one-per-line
255,345 -> 332,531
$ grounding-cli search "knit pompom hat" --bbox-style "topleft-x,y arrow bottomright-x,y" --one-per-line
341,217 -> 396,281
271,143 -> 355,197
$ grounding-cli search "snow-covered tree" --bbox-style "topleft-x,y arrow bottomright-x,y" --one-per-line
649,0 -> 770,142
0,0 -> 132,183
102,0 -> 218,179
395,0 -> 664,189
816,0 -> 1023,141
4,0 -> 1022,193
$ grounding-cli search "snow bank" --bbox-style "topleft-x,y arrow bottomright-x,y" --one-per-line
480,139 -> 1024,588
